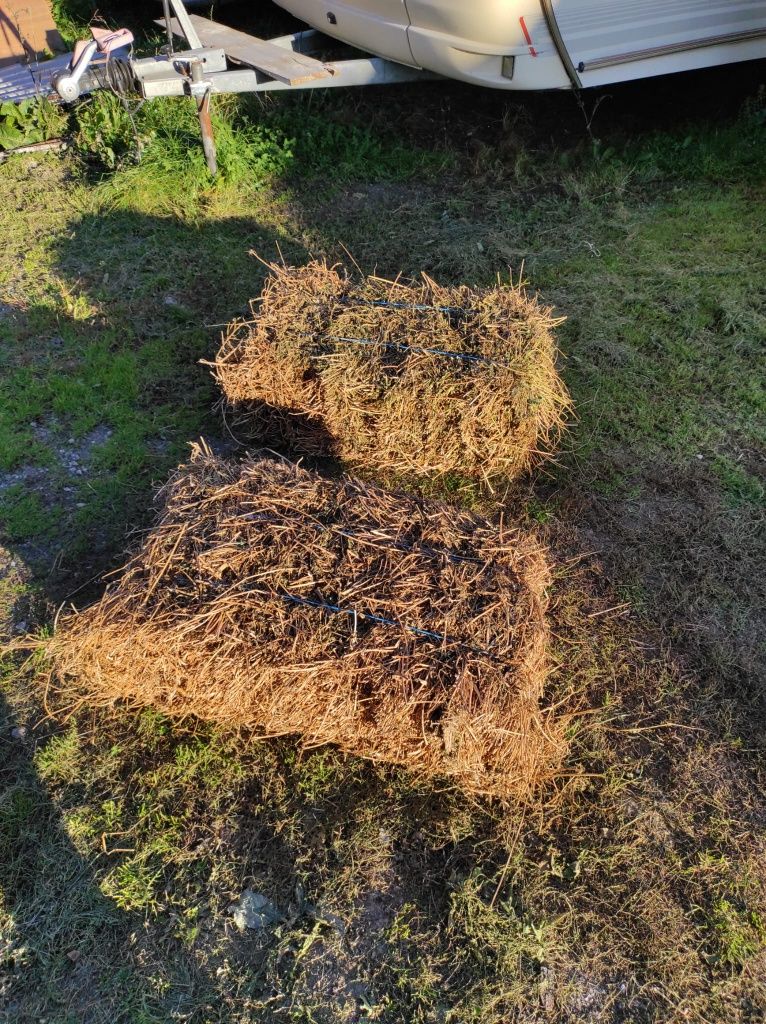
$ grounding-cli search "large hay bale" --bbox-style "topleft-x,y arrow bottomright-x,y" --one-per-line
47,443 -> 566,800
213,260 -> 570,485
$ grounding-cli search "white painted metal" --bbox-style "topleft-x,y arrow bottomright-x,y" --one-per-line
404,0 -> 569,89
273,0 -> 766,89
28,0 -> 766,113
554,0 -> 766,87
278,0 -> 415,66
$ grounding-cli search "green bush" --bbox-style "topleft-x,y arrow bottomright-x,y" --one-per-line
0,98 -> 67,151
69,85 -> 446,213
49,0 -> 92,48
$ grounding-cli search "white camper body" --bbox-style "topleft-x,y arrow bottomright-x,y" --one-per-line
273,0 -> 766,90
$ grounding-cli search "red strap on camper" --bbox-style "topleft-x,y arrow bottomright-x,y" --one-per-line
519,17 -> 538,57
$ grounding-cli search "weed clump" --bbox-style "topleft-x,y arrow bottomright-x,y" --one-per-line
213,260 -> 570,486
45,442 -> 565,800
74,94 -> 294,211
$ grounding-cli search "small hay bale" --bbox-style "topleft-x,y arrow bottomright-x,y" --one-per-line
213,260 -> 571,485
47,443 -> 566,800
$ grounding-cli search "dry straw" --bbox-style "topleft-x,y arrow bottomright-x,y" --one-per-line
213,260 -> 570,485
46,443 -> 566,800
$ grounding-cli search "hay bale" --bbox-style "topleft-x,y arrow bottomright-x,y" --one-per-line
213,260 -> 570,485
47,443 -> 566,800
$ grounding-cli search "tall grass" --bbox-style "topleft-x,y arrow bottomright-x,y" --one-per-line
70,88 -> 448,214
74,94 -> 295,213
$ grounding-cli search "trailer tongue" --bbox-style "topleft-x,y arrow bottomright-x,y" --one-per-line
33,0 -> 434,173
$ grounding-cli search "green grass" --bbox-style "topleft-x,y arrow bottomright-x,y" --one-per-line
710,899 -> 766,969
0,37 -> 765,1024
34,726 -> 82,784
68,89 -> 450,216
0,487 -> 59,543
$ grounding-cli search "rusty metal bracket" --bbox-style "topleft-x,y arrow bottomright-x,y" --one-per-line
189,58 -> 217,175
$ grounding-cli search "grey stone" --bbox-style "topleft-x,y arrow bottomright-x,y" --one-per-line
228,889 -> 282,931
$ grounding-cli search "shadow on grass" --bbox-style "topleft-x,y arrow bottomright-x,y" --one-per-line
0,205 -> 308,604
0,686 -> 116,1018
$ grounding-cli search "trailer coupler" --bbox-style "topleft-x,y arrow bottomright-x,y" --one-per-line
52,28 -> 135,102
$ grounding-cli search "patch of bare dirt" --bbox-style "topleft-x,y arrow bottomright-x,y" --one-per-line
580,457 -> 765,703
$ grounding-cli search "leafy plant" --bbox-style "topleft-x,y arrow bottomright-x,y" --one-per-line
0,98 -> 67,151
73,91 -> 139,170
48,0 -> 93,49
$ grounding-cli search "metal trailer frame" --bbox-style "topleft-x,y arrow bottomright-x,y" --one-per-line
47,0 -> 438,174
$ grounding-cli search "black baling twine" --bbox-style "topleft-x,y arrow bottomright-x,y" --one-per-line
299,332 -> 498,366
242,511 -> 484,565
279,591 -> 502,661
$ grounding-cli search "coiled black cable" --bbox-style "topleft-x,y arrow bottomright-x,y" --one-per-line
80,57 -> 138,98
